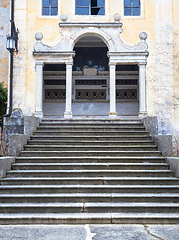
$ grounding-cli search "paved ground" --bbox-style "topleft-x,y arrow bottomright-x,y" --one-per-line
0,225 -> 179,240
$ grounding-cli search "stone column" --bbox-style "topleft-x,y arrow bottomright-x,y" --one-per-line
138,63 -> 147,118
34,62 -> 44,118
109,63 -> 117,119
64,63 -> 73,119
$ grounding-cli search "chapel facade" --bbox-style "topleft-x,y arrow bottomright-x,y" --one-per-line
3,0 -> 179,155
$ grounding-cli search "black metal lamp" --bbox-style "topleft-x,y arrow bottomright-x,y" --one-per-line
6,35 -> 16,51
6,21 -> 18,52
2,0 -> 18,131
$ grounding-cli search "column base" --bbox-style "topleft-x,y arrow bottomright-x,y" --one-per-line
138,111 -> 148,119
64,111 -> 73,119
34,111 -> 43,119
109,112 -> 117,119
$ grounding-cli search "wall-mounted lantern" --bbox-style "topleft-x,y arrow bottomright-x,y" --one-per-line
3,16 -> 19,128
6,35 -> 16,51
6,21 -> 18,52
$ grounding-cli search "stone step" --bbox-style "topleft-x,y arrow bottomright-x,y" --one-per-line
1,213 -> 179,224
1,185 -> 179,194
27,139 -> 155,146
23,145 -> 159,152
41,120 -> 142,125
84,202 -> 179,213
41,118 -> 141,124
37,126 -> 146,131
15,156 -> 166,163
1,177 -> 178,185
0,202 -> 179,214
0,193 -> 179,203
0,203 -> 83,213
30,135 -> 153,141
20,150 -> 162,157
11,162 -> 169,171
40,124 -> 144,128
6,170 -> 174,178
33,130 -> 149,136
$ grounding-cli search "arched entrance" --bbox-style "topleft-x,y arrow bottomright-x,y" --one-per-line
72,36 -> 110,117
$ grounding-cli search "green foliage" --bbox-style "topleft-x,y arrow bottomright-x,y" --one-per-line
0,83 -> 7,118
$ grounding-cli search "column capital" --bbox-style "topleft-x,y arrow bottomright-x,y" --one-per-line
35,61 -> 44,67
138,62 -> 147,67
65,61 -> 73,66
109,62 -> 116,67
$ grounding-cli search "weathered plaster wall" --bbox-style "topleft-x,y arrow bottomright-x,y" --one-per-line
155,0 -> 174,136
0,1 -> 10,87
173,0 -> 179,150
13,0 -> 27,114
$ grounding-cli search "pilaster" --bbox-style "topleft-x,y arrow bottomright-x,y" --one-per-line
34,62 -> 44,118
138,63 -> 147,119
109,63 -> 117,119
64,62 -> 73,119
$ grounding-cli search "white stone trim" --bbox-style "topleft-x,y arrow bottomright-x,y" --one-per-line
69,27 -> 116,52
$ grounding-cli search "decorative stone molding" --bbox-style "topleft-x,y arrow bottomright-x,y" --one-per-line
34,33 -> 46,51
138,32 -> 148,51
59,22 -> 123,28
60,14 -> 68,22
33,23 -> 148,57
113,13 -> 121,23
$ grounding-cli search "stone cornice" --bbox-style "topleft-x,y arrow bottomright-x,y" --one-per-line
33,51 -> 75,56
59,22 -> 123,28
108,52 -> 149,57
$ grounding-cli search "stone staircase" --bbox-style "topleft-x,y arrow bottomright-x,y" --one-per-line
1,118 -> 179,224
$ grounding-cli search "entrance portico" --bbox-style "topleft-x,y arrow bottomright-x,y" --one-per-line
33,22 -> 148,119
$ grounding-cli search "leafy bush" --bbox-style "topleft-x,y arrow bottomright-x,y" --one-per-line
0,83 -> 8,156
0,83 -> 7,118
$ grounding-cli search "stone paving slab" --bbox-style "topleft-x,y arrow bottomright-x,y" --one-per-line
0,224 -> 179,240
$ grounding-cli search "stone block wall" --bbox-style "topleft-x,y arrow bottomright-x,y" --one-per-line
3,112 -> 39,156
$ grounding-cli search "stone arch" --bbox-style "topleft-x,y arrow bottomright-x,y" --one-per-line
69,27 -> 116,52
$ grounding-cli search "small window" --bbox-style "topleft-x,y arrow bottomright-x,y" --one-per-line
76,0 -> 105,15
42,0 -> 58,16
124,0 -> 140,16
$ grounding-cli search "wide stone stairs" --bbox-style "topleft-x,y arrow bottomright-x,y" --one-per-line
1,118 -> 179,224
